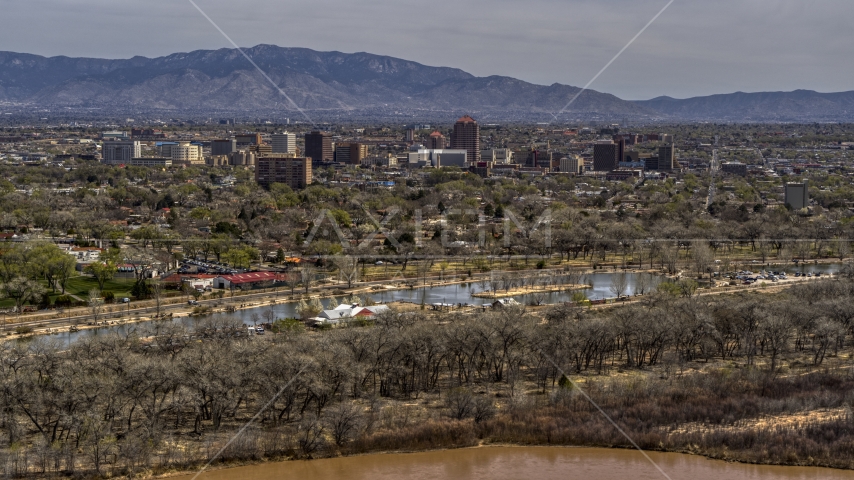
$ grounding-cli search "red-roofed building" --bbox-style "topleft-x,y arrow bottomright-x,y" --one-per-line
427,131 -> 446,149
213,272 -> 286,290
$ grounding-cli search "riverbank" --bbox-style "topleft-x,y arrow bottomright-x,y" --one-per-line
471,283 -> 588,299
158,433 -> 854,480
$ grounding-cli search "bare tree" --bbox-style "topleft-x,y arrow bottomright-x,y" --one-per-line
150,280 -> 165,318
692,240 -> 713,279
335,256 -> 360,289
88,288 -> 104,323
325,402 -> 363,447
610,272 -> 629,299
301,264 -> 316,294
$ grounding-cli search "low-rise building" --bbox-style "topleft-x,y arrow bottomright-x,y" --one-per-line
213,272 -> 285,290
721,162 -> 748,176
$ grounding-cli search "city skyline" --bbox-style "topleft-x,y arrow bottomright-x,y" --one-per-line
0,1 -> 852,100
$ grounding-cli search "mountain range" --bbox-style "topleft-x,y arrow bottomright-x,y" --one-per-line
1,45 -> 852,122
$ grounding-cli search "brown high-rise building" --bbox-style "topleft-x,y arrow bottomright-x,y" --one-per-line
593,141 -> 619,171
305,131 -> 333,165
255,157 -> 312,190
659,143 -> 676,170
612,135 -> 626,163
450,116 -> 480,165
335,143 -> 369,165
428,131 -> 446,149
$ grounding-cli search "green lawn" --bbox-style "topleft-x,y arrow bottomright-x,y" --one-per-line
63,275 -> 136,299
0,275 -> 138,310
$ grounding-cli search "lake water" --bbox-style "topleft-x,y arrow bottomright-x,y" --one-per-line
172,446 -> 854,480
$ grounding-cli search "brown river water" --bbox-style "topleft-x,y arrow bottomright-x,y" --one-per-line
173,446 -> 854,480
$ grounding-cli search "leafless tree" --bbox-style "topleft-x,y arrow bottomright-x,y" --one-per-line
301,264 -> 317,294
610,272 -> 629,299
88,288 -> 104,323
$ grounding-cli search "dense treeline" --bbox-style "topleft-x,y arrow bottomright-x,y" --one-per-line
3,159 -> 854,265
1,279 -> 854,476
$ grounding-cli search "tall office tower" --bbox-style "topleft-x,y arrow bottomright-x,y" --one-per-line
593,141 -> 618,171
659,143 -> 676,170
612,135 -> 626,164
211,139 -> 237,156
102,141 -> 141,165
255,157 -> 312,189
450,116 -> 480,165
405,128 -> 415,142
271,132 -> 296,154
785,182 -> 809,210
305,131 -> 333,165
428,131 -> 446,150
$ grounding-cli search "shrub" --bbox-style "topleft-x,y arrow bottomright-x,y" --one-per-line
14,326 -> 33,335
55,295 -> 74,308
102,291 -> 115,304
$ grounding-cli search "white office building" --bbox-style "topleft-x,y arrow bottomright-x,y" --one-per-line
271,132 -> 296,154
407,149 -> 467,168
482,148 -> 513,165
102,141 -> 141,165
160,142 -> 203,164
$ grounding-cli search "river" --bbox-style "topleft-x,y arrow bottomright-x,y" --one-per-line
44,263 -> 844,345
172,446 -> 854,480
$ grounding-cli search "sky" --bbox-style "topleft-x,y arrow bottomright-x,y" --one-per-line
0,0 -> 851,100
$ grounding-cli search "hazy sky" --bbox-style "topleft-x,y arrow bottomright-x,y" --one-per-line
1,0 -> 851,100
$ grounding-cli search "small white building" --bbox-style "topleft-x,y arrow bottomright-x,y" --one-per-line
313,304 -> 390,325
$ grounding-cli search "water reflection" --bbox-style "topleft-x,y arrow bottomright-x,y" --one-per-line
45,263 -> 842,346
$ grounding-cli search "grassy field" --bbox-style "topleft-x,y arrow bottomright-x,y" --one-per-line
63,275 -> 136,299
0,274 -> 137,309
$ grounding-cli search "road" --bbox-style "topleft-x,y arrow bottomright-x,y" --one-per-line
706,148 -> 718,209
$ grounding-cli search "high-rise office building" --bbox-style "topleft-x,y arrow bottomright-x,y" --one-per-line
428,131 -> 446,150
256,157 -> 312,189
271,132 -> 296,154
102,141 -> 141,165
335,143 -> 368,165
450,116 -> 480,165
659,143 -> 676,170
785,182 -> 809,210
613,136 -> 626,168
305,131 -> 333,165
211,139 -> 237,156
593,141 -> 618,171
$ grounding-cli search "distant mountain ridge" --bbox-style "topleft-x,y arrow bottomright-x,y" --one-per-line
0,45 -> 852,121
634,90 -> 854,122
0,45 -> 651,120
